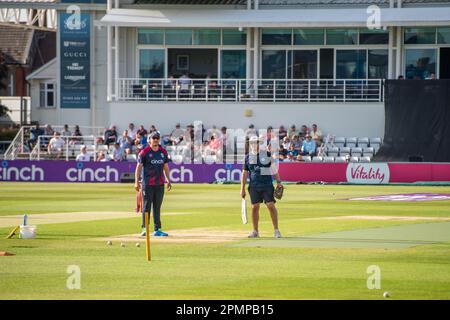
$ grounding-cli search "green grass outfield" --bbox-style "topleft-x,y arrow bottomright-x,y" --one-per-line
0,182 -> 450,300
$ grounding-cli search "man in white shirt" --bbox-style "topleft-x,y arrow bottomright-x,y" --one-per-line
127,123 -> 137,140
76,145 -> 91,162
47,132 -> 65,159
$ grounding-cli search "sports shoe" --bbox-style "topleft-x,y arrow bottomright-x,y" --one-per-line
248,230 -> 259,238
154,229 -> 168,237
274,229 -> 282,238
140,228 -> 146,237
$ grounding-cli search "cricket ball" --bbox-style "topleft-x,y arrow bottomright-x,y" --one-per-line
383,291 -> 390,298
106,241 -> 112,246
135,243 -> 140,248
120,242 -> 125,247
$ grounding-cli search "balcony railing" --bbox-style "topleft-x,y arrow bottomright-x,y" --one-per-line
117,78 -> 384,103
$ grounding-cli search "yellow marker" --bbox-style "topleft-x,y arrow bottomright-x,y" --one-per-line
145,212 -> 151,261
6,226 -> 20,239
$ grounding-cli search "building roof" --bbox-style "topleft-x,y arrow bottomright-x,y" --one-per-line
0,25 -> 34,65
134,0 -> 450,5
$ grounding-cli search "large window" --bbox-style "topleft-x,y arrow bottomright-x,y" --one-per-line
221,50 -> 246,78
437,27 -> 450,44
261,29 -> 291,45
293,29 -> 324,45
336,50 -> 367,79
360,28 -> 389,45
405,49 -> 437,79
404,27 -> 436,44
138,29 -> 164,45
368,50 -> 388,79
262,50 -> 287,78
194,29 -> 220,45
165,29 -> 192,45
291,50 -> 317,79
326,29 -> 358,45
39,82 -> 55,108
139,49 -> 165,78
223,29 -> 246,45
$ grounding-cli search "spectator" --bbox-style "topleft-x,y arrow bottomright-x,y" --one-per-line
104,125 -> 118,146
299,125 -> 309,140
70,126 -> 84,145
42,124 -> 54,147
278,145 -> 288,160
288,125 -> 298,140
246,124 -> 257,138
310,124 -> 323,143
149,125 -> 157,134
398,75 -> 405,80
47,132 -> 65,159
127,123 -> 137,140
76,145 -> 91,162
137,125 -> 148,138
168,123 -> 185,146
426,72 -> 436,80
125,148 -> 136,161
282,136 -> 291,150
278,125 -> 287,141
112,143 -> 124,161
118,130 -> 133,152
291,135 -> 302,150
62,124 -> 72,137
287,143 -> 299,158
97,151 -> 108,162
27,123 -> 44,151
301,134 -> 317,156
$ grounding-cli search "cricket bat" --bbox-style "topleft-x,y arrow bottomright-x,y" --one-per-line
241,198 -> 248,224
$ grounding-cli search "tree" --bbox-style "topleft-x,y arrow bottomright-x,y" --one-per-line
0,51 -> 11,117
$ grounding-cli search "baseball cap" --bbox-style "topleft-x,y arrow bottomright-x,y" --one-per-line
149,131 -> 161,139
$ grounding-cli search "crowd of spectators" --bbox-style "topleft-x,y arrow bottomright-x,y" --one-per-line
26,121 -> 324,162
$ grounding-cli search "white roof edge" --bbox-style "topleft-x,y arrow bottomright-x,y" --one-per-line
26,58 -> 57,81
98,7 -> 450,28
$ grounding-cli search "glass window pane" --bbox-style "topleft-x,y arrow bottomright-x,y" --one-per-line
336,50 -> 367,79
405,49 -> 437,79
368,49 -> 388,79
47,92 -> 54,107
138,28 -> 164,45
221,50 -> 246,79
262,29 -> 292,45
437,27 -> 450,44
165,29 -> 192,45
290,50 -> 317,79
194,29 -> 220,45
320,48 -> 334,79
326,29 -> 358,45
404,27 -> 436,44
262,50 -> 286,79
139,49 -> 165,78
47,83 -> 54,90
359,28 -> 389,44
40,89 -> 45,107
223,29 -> 246,45
293,29 -> 324,45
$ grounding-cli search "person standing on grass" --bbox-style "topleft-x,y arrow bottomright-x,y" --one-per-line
240,135 -> 282,239
134,131 -> 172,237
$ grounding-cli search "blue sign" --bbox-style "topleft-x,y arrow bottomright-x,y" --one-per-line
60,12 -> 91,109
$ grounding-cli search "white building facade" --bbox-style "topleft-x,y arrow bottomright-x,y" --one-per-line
25,0 -> 450,137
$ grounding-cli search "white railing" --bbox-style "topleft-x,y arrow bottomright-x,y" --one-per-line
3,125 -> 105,160
117,78 -> 384,103
29,135 -> 98,161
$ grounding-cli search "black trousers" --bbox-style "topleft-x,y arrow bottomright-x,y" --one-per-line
141,185 -> 165,231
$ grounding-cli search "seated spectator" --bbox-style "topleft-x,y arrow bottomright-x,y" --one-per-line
137,125 -> 148,138
149,125 -> 157,134
426,72 -> 436,80
167,123 -> 185,146
291,135 -> 302,150
42,124 -> 54,147
301,134 -> 317,156
278,145 -> 288,160
246,124 -> 257,138
97,151 -> 108,162
112,143 -> 124,161
125,148 -> 137,161
278,125 -> 287,141
296,154 -> 303,162
69,127 -> 84,145
299,125 -> 309,140
127,123 -> 137,140
47,132 -> 65,159
288,125 -> 298,140
310,124 -> 323,143
76,145 -> 91,162
62,124 -> 72,137
282,136 -> 291,150
287,144 -> 299,158
27,123 -> 44,151
118,130 -> 133,152
95,137 -> 104,147
104,125 -> 118,146
134,132 -> 148,151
